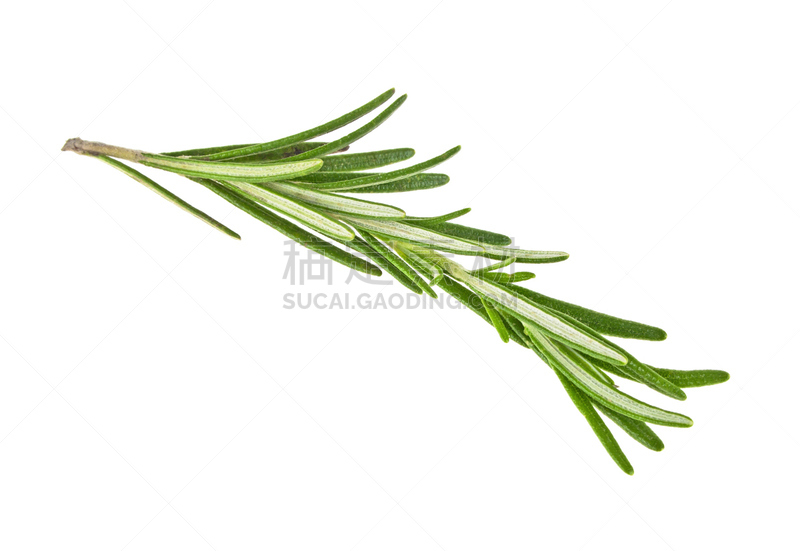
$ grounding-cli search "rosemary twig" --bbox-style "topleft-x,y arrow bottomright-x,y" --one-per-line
63,88 -> 729,474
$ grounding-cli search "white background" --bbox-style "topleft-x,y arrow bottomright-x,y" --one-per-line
1,1 -> 798,549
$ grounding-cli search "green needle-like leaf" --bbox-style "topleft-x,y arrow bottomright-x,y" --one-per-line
307,146 -> 461,191
197,88 -> 396,161
193,179 -> 381,276
479,244 -> 570,263
554,370 -> 634,475
358,230 -> 437,298
470,256 -> 517,275
595,403 -> 665,452
496,310 -> 533,348
347,174 -> 450,193
344,218 -> 487,255
505,285 -> 668,341
291,94 -> 409,160
526,324 -> 693,427
317,148 -> 415,172
96,156 -> 240,240
163,142 -> 257,157
649,367 -> 730,388
265,183 -> 405,219
481,298 -> 510,343
405,208 -> 472,225
140,154 -> 323,183
409,220 -> 512,246
219,142 -> 341,163
221,180 -> 355,240
475,271 -> 535,285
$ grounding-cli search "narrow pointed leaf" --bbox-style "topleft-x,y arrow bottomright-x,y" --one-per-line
554,370 -> 634,475
197,88 -> 396,161
221,180 -> 354,241
96,156 -> 240,240
479,244 -> 570,263
481,298 -> 510,343
296,172 -> 450,193
512,272 -> 535,283
140,154 -> 323,183
291,95 -> 409,160
266,182 -> 405,219
220,142 -> 341,163
526,324 -> 693,427
409,220 -> 512,246
496,310 -> 532,348
163,143 -> 256,157
193,178 -> 381,276
475,272 -> 512,284
344,219 -> 486,255
346,174 -> 450,193
505,284 -> 668,341
317,148 -> 415,172
405,208 -> 472,225
471,256 -> 516,275
307,146 -> 461,191
649,367 -> 730,388
595,403 -> 665,452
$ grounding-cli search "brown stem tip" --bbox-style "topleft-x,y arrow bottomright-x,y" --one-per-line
61,138 -> 144,162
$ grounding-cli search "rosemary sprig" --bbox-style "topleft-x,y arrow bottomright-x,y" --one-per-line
62,89 -> 729,474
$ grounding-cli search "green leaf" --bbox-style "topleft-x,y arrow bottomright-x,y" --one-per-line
140,154 -> 323,183
509,272 -> 535,283
291,95 -> 409,160
221,180 -> 354,241
496,310 -> 533,348
220,142 -> 340,163
525,324 -> 693,427
404,208 -> 472,225
409,220 -> 512,246
163,141 -> 339,161
649,367 -> 730,388
193,179 -> 381,276
470,256 -> 516,275
595,403 -> 665,452
317,148 -> 415,172
294,172 -> 449,190
344,218 -> 486,255
481,298 -> 510,343
196,88 -> 396,161
307,146 -> 461,191
162,142 -> 257,157
96,156 -> 240,240
346,174 -> 450,193
554,370 -> 634,475
265,183 -> 405,219
478,244 -> 570,264
504,285 -> 668,341
475,271 -> 535,284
